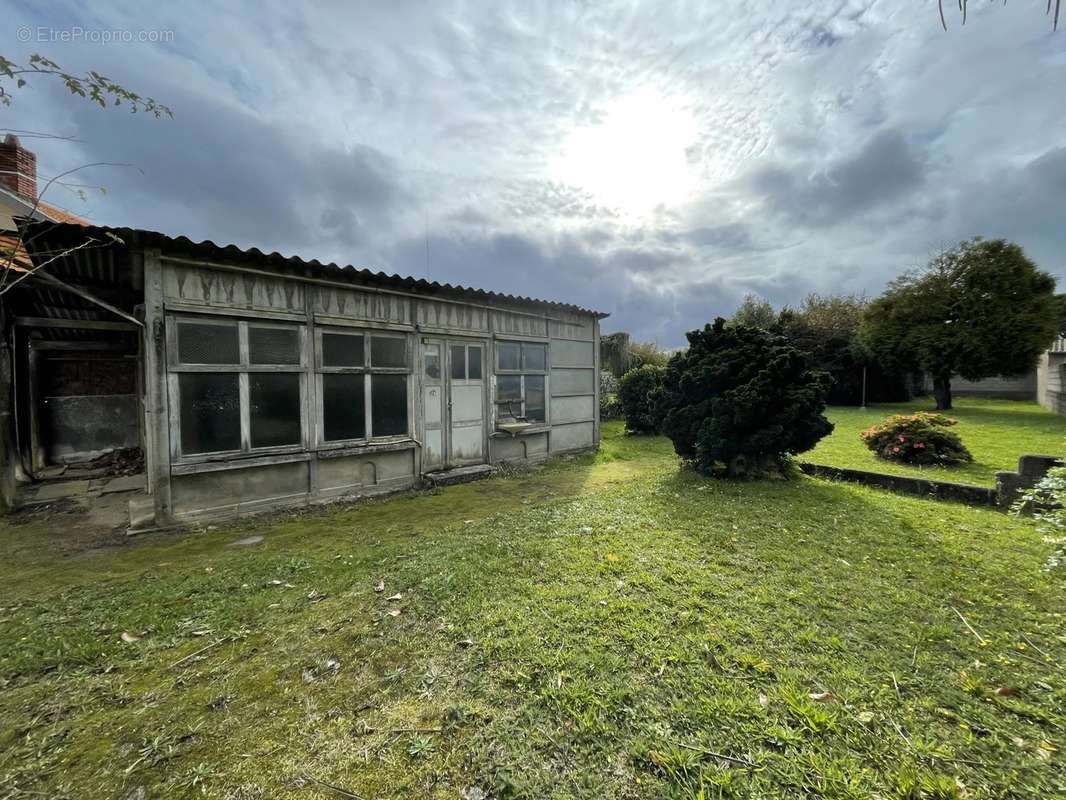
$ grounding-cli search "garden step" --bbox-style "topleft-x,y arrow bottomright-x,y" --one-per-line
424,464 -> 497,488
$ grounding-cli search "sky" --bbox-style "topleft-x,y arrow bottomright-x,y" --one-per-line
2,0 -> 1064,345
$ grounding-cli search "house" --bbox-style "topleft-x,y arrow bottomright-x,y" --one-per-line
0,138 -> 606,528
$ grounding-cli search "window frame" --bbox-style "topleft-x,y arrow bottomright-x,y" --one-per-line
166,315 -> 308,462
494,339 -> 549,425
314,326 -> 412,448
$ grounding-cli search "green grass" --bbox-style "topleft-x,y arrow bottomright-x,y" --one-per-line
806,397 -> 1066,486
1,423 -> 1064,799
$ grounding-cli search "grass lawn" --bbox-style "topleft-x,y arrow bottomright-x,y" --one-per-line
805,397 -> 1066,486
1,423 -> 1064,799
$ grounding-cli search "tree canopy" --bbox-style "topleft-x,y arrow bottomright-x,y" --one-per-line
861,238 -> 1058,410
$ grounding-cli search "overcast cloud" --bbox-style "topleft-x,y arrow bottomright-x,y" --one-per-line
3,0 -> 1064,345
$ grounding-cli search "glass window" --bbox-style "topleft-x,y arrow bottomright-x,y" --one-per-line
424,344 -> 441,380
249,327 -> 300,365
322,333 -> 364,367
522,343 -> 546,371
468,346 -> 482,380
178,321 -> 238,365
322,374 -> 366,441
371,374 -> 408,436
497,375 -> 522,401
498,342 -> 521,371
371,336 -> 406,368
525,375 -> 546,422
450,345 -> 466,380
179,373 -> 241,454
249,373 -> 302,447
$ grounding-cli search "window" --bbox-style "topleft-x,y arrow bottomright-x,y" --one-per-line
170,318 -> 305,457
316,329 -> 410,443
495,341 -> 547,423
449,344 -> 482,381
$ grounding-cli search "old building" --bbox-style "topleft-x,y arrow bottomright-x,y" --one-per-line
1,171 -> 605,528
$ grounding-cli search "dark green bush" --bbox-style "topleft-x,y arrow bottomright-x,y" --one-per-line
618,364 -> 664,434
657,319 -> 833,477
860,412 -> 972,465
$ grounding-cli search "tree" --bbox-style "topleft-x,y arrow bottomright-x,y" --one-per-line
0,53 -> 171,293
617,364 -> 664,434
777,293 -> 911,405
861,239 -> 1058,410
728,293 -> 776,329
656,319 -> 833,477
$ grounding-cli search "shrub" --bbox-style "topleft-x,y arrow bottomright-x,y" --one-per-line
657,319 -> 833,477
598,371 -> 623,420
618,364 -> 664,434
860,412 -> 972,465
1011,466 -> 1066,572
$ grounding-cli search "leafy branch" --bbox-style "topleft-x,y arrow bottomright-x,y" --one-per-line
938,0 -> 1061,31
0,53 -> 172,116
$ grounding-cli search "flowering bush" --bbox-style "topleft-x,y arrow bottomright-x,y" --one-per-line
860,412 -> 972,465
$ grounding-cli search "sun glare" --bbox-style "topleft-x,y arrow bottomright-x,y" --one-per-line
552,89 -> 699,216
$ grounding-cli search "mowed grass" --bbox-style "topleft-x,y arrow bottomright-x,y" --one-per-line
805,397 -> 1066,486
0,424 -> 1063,799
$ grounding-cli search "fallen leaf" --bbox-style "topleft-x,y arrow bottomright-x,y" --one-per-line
994,686 -> 1017,697
857,710 -> 875,723
458,638 -> 474,647
758,693 -> 769,708
809,691 -> 834,702
386,609 -> 401,617
120,632 -> 141,643
374,579 -> 385,593
386,593 -> 403,601
269,579 -> 282,586
191,629 -> 212,637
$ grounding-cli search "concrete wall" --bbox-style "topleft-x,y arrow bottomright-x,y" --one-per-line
41,394 -> 139,462
949,371 -> 1037,400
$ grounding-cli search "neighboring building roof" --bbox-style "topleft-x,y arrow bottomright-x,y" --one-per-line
22,220 -> 610,319
0,188 -> 87,273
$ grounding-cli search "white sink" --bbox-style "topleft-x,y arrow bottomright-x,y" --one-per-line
497,421 -> 532,437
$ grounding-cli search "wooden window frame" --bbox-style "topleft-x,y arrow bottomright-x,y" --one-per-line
494,340 -> 549,424
315,327 -> 412,449
166,315 -> 308,463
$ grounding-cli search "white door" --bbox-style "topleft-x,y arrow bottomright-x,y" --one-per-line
446,341 -> 485,466
422,340 -> 445,470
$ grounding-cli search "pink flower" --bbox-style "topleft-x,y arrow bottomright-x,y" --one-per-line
892,446 -> 900,453
898,435 -> 905,443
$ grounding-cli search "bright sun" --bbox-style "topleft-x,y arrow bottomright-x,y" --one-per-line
552,89 -> 699,216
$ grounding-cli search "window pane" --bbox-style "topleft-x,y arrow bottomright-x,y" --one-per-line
179,373 -> 240,454
371,336 -> 406,368
525,374 -> 545,422
450,345 -> 466,380
178,321 -> 238,365
498,342 -> 520,371
249,326 -> 300,365
322,333 -> 364,367
522,343 -> 546,372
468,346 -> 482,380
322,374 -> 366,441
497,375 -> 521,401
372,374 -> 407,436
250,373 -> 301,448
424,344 -> 441,380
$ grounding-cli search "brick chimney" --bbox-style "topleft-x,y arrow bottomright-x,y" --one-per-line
0,134 -> 37,201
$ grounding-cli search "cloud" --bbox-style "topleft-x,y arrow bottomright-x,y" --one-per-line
4,0 -> 1065,346
748,129 -> 925,227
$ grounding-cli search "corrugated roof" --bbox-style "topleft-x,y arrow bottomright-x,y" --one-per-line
21,220 -> 609,319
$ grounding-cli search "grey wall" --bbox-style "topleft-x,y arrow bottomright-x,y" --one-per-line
42,394 -> 139,462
